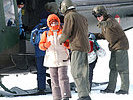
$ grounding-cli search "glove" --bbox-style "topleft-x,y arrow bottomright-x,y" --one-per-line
97,21 -> 107,28
45,41 -> 51,49
47,36 -> 54,45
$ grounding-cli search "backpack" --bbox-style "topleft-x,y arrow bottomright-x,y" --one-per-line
30,18 -> 49,45
30,21 -> 49,46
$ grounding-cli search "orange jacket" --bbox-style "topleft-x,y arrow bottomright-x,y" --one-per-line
39,14 -> 70,67
39,14 -> 69,51
39,29 -> 69,51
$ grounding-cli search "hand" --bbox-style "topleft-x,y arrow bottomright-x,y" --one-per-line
45,41 -> 51,49
59,34 -> 66,44
48,36 -> 54,45
97,21 -> 107,28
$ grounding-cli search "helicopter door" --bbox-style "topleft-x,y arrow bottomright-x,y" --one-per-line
0,0 -> 20,69
3,0 -> 15,26
0,0 -> 19,53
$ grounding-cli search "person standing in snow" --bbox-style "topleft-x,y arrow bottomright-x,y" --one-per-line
31,2 -> 63,95
88,33 -> 98,91
92,5 -> 129,94
59,0 -> 92,100
39,14 -> 71,100
30,2 -> 52,95
30,20 -> 49,95
88,32 -> 106,91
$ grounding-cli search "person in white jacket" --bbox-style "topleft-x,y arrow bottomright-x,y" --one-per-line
39,14 -> 71,100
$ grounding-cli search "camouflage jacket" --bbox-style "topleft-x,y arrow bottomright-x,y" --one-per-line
59,10 -> 90,52
94,15 -> 129,51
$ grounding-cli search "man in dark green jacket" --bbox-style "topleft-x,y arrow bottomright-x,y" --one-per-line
92,5 -> 129,94
59,0 -> 91,100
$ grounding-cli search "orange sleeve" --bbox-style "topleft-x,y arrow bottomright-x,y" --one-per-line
63,39 -> 70,49
39,31 -> 51,51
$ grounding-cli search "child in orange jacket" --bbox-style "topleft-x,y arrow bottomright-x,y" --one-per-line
39,14 -> 71,100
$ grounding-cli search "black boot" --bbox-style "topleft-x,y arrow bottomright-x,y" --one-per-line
77,96 -> 91,100
100,88 -> 114,93
35,90 -> 46,95
63,98 -> 69,100
116,90 -> 128,94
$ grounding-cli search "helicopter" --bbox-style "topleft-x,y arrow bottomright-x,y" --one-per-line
0,0 -> 133,95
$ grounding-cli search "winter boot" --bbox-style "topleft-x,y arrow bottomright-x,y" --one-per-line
47,79 -> 51,89
100,88 -> 114,93
35,90 -> 46,95
116,90 -> 128,94
62,97 -> 69,100
77,96 -> 91,100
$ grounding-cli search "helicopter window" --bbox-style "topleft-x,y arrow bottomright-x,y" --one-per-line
3,0 -> 16,26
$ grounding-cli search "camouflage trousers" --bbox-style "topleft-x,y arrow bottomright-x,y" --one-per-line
107,50 -> 129,91
71,51 -> 90,98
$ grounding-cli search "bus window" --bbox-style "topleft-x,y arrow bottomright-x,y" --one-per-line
3,0 -> 16,26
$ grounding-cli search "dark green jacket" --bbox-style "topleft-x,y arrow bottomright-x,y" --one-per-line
94,15 -> 129,51
59,10 -> 90,52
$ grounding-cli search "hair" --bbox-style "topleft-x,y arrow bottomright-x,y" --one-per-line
17,0 -> 25,5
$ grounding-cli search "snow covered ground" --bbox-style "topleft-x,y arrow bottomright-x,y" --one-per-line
0,28 -> 133,100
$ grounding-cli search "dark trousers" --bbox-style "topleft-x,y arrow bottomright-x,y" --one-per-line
89,58 -> 98,90
107,50 -> 129,91
36,56 -> 46,90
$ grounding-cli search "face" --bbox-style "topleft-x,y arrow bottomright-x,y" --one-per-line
97,15 -> 104,22
17,4 -> 24,8
50,21 -> 59,30
51,21 -> 58,26
92,11 -> 104,22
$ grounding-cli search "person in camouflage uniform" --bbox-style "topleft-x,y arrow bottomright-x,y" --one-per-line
59,0 -> 91,100
92,5 -> 129,94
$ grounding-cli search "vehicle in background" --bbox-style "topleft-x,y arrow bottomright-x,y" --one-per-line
0,0 -> 133,80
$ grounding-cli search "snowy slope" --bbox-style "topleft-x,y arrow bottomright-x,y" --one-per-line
0,28 -> 133,100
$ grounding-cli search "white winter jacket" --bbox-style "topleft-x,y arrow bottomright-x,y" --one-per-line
41,30 -> 70,67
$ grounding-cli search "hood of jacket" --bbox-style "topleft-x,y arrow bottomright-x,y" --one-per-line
47,14 -> 60,31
